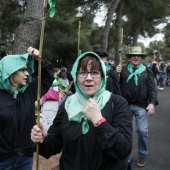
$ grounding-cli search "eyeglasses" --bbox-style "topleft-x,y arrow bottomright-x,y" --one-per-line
18,68 -> 28,74
77,70 -> 101,78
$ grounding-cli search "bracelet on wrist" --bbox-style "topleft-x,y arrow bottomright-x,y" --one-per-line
93,117 -> 106,127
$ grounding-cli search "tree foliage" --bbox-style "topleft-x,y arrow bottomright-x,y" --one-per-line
0,0 -> 24,47
123,0 -> 170,45
1,0 -> 170,67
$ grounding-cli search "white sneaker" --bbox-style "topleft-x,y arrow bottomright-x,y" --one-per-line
137,156 -> 146,167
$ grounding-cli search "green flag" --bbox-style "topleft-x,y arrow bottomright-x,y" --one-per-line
78,49 -> 82,56
48,0 -> 56,17
0,46 -> 6,50
119,48 -> 124,55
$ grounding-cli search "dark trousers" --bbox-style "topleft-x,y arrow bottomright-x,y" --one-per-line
0,154 -> 33,170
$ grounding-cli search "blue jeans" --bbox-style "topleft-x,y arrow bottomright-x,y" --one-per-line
0,154 -> 33,170
159,77 -> 165,88
129,104 -> 148,157
154,74 -> 159,86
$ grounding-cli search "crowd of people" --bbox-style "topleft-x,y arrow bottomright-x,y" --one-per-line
0,45 -> 163,170
37,66 -> 73,131
31,51 -> 132,170
151,60 -> 170,90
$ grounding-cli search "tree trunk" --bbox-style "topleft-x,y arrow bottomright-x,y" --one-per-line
115,0 -> 124,66
101,0 -> 121,51
13,0 -> 43,54
132,16 -> 144,46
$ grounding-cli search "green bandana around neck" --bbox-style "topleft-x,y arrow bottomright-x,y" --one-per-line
65,52 -> 111,134
0,53 -> 34,99
127,63 -> 146,86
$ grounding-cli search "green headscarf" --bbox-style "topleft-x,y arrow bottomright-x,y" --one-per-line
65,52 -> 111,134
0,53 -> 34,98
127,63 -> 146,86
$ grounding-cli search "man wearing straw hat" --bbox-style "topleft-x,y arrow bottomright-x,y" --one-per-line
116,46 -> 158,167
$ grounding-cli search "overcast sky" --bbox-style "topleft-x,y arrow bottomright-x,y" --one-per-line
94,12 -> 165,47
138,34 -> 164,47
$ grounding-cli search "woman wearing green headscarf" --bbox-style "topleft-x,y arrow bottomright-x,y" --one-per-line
0,47 -> 54,169
31,52 -> 132,170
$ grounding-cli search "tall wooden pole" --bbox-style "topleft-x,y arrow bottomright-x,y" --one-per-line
78,21 -> 81,57
120,28 -> 123,64
36,0 -> 47,169
118,28 -> 123,81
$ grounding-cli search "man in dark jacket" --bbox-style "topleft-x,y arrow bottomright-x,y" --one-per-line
116,46 -> 158,168
0,46 -> 7,59
94,48 -> 121,95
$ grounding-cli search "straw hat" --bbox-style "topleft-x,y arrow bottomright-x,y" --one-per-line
126,46 -> 147,58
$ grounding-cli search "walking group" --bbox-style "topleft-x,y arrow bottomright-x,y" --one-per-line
0,45 -> 158,170
151,60 -> 170,90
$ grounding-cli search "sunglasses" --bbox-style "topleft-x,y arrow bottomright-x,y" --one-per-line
130,55 -> 142,57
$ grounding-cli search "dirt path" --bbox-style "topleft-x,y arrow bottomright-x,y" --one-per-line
32,153 -> 61,170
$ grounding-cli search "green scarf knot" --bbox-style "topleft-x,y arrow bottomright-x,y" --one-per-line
82,117 -> 89,134
13,90 -> 19,99
127,63 -> 146,86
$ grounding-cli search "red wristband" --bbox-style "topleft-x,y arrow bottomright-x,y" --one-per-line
93,117 -> 106,127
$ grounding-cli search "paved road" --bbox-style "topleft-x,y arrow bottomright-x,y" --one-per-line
131,86 -> 170,170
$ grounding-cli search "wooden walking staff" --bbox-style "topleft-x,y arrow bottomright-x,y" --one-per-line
78,21 -> 81,57
118,28 -> 123,80
120,28 -> 123,64
35,0 -> 47,169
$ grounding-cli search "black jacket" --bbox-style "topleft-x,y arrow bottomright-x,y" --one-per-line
106,69 -> 121,95
0,60 -> 54,160
38,94 -> 132,170
119,65 -> 158,108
